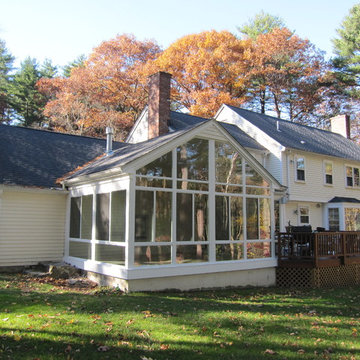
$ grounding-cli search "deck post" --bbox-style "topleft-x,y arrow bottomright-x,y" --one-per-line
314,234 -> 319,268
342,232 -> 347,265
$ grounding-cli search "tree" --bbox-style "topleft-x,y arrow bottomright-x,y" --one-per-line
243,28 -> 329,124
238,11 -> 285,39
40,59 -> 58,78
38,34 -> 161,139
332,4 -> 360,98
0,39 -> 14,124
9,57 -> 49,127
155,30 -> 250,118
63,54 -> 86,77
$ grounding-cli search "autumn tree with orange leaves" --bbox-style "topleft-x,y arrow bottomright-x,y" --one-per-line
155,30 -> 251,118
38,34 -> 161,139
243,28 -> 329,125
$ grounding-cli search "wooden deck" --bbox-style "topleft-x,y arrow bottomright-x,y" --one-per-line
277,231 -> 360,268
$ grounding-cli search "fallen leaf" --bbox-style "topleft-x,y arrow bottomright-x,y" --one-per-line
264,349 -> 277,355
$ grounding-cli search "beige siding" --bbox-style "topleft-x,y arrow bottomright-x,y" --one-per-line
0,189 -> 67,266
287,151 -> 360,203
283,201 -> 323,229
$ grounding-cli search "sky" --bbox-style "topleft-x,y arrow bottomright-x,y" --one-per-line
0,0 -> 359,70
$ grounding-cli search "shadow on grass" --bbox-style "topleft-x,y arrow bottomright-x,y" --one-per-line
1,274 -> 359,359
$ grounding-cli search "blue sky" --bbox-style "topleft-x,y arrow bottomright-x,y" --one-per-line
0,0 -> 358,69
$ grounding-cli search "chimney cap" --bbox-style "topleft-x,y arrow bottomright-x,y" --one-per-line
106,126 -> 113,135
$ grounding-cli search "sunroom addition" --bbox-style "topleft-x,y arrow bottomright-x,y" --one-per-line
64,123 -> 282,291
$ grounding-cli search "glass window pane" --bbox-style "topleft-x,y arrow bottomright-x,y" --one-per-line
111,191 -> 126,242
325,174 -> 333,184
69,241 -> 91,259
95,244 -> 125,265
215,185 -> 242,194
260,198 -> 271,239
328,208 -> 340,231
231,197 -> 243,240
177,138 -> 208,181
177,180 -> 208,191
355,168 -> 360,187
215,142 -> 242,184
216,196 -> 229,240
96,193 -> 110,240
155,191 -> 172,242
136,177 -> 172,188
246,187 -> 270,195
245,163 -> 269,186
296,158 -> 305,170
134,246 -> 171,266
247,242 -> 271,259
81,195 -> 93,240
216,243 -> 244,261
195,194 -> 208,241
176,193 -> 193,241
246,198 -> 259,240
299,207 -> 309,224
345,208 -> 360,231
136,152 -> 172,177
176,245 -> 208,263
70,197 -> 81,238
135,190 -> 153,242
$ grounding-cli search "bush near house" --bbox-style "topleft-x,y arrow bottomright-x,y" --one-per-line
0,273 -> 359,360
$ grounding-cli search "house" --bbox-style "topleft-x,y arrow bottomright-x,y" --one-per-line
2,71 -> 359,291
215,105 -> 360,233
0,126 -> 123,268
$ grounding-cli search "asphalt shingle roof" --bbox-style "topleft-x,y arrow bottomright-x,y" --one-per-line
0,125 -> 124,188
66,122 -> 204,179
227,105 -> 360,162
169,111 -> 265,151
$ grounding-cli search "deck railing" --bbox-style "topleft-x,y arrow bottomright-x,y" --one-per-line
277,231 -> 360,267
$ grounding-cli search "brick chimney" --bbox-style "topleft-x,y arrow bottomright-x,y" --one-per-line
147,71 -> 171,139
330,114 -> 351,139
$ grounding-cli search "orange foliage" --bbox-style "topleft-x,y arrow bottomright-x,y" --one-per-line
38,34 -> 161,139
155,30 -> 251,118
244,28 -> 327,122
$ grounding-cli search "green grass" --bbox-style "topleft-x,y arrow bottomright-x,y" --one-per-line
0,273 -> 359,360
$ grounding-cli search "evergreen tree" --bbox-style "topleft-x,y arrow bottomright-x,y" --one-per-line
62,54 -> 86,77
0,39 -> 14,124
9,57 -> 47,127
40,59 -> 58,78
332,4 -> 360,98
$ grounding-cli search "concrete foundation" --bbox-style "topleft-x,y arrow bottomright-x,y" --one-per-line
86,267 -> 276,292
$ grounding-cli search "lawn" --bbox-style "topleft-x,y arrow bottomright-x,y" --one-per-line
0,273 -> 359,360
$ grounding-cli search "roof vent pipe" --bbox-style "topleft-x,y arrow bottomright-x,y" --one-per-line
276,120 -> 280,131
106,126 -> 113,155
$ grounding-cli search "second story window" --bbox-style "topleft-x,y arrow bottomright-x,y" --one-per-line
346,166 -> 360,188
324,161 -> 333,185
295,157 -> 305,182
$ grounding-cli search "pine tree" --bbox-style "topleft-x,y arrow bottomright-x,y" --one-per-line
0,39 -> 14,124
332,4 -> 360,98
9,57 -> 47,127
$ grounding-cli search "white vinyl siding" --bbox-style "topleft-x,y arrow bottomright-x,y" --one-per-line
0,189 -> 66,266
288,152 -> 360,203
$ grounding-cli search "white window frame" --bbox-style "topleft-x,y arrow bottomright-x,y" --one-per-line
345,165 -> 360,188
298,205 -> 310,225
294,156 -> 306,183
323,160 -> 333,186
